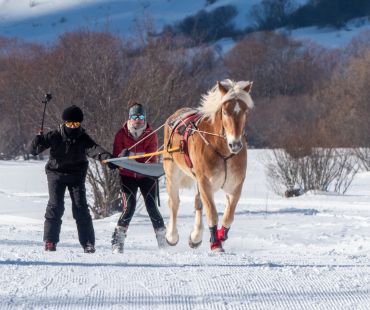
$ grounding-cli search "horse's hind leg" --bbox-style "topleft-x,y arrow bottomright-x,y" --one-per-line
165,167 -> 181,246
188,189 -> 203,248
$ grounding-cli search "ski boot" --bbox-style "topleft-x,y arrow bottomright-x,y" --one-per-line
83,242 -> 96,253
112,226 -> 126,254
155,227 -> 167,249
44,240 -> 56,251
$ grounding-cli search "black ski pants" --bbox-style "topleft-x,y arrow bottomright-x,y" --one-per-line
44,172 -> 94,246
117,176 -> 164,230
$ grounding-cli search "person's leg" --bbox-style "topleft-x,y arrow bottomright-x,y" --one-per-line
112,176 -> 138,253
117,176 -> 138,228
139,177 -> 166,248
139,177 -> 165,230
44,173 -> 67,248
68,174 -> 95,252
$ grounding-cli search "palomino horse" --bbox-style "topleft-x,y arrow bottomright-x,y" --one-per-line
163,79 -> 254,252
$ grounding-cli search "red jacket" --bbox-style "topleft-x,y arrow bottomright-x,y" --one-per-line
113,122 -> 158,178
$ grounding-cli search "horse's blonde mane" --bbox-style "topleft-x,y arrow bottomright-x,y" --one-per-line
199,79 -> 254,120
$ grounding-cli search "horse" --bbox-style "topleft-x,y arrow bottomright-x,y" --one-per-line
163,79 -> 254,252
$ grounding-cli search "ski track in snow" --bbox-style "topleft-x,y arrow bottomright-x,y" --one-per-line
1,151 -> 370,309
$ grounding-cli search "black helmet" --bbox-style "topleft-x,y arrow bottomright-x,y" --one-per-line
62,105 -> 84,122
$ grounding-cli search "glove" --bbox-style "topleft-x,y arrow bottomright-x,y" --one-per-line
118,148 -> 130,157
107,162 -> 118,170
34,134 -> 44,145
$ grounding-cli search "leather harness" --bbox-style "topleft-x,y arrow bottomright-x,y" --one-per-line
167,108 -> 203,168
167,108 -> 239,189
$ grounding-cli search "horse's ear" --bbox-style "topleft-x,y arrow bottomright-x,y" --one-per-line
243,81 -> 253,93
217,81 -> 228,96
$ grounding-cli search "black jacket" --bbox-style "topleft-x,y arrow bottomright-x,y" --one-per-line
30,125 -> 112,175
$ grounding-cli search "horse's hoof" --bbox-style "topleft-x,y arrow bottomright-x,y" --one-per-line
210,241 -> 224,252
166,237 -> 179,246
211,246 -> 225,253
188,236 -> 202,249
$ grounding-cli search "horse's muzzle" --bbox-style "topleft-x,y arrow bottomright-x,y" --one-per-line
228,139 -> 243,154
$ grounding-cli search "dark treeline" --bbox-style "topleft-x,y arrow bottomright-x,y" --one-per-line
161,1 -> 370,44
251,0 -> 370,32
1,28 -> 370,159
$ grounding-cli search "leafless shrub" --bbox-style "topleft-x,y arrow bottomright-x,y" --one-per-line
87,161 -> 121,219
263,148 -> 360,195
354,148 -> 370,171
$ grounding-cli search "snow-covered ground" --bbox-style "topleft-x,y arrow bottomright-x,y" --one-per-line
1,150 -> 370,309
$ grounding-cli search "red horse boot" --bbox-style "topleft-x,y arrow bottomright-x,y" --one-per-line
209,226 -> 224,252
217,226 -> 230,244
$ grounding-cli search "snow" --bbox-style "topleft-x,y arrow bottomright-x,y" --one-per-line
1,149 -> 370,309
0,0 -> 251,43
285,18 -> 370,49
1,0 -> 369,49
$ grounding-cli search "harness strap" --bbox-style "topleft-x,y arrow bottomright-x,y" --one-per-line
166,109 -> 236,188
206,143 -> 235,188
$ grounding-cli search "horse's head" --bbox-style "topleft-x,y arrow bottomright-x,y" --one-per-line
218,80 -> 253,154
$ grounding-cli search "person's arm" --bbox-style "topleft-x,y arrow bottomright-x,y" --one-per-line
112,130 -> 124,158
84,133 -> 112,161
145,131 -> 158,163
29,131 -> 51,156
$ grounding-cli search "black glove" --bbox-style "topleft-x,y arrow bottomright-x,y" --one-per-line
33,134 -> 44,145
107,162 -> 119,170
118,148 -> 130,157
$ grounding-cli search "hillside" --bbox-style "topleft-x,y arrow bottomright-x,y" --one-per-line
0,0 -> 369,49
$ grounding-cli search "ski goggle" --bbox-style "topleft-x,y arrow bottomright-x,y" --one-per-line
65,121 -> 81,128
129,114 -> 145,120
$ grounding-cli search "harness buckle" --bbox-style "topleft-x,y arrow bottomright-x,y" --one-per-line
179,140 -> 185,154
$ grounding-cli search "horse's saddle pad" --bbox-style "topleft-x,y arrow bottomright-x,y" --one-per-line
167,108 -> 202,135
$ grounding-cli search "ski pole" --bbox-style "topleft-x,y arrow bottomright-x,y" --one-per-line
39,93 -> 52,134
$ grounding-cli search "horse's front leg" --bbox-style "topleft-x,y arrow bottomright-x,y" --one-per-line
219,183 -> 243,245
188,189 -> 203,248
198,179 -> 223,252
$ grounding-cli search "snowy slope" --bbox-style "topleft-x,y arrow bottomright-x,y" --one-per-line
1,150 -> 370,309
0,0 -> 255,43
1,0 -> 370,48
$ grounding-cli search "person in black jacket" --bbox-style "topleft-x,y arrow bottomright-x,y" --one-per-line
30,105 -> 115,253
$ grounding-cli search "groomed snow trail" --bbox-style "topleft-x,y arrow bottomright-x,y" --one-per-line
1,218 -> 370,310
1,151 -> 370,309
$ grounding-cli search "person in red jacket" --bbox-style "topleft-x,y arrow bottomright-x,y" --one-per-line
111,102 -> 166,253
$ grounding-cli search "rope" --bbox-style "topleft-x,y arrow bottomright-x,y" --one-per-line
178,117 -> 224,139
128,123 -> 166,151
145,144 -> 164,163
124,116 -> 225,162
